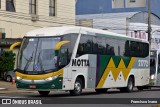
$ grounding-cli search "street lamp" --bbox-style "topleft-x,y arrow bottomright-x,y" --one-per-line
148,0 -> 151,45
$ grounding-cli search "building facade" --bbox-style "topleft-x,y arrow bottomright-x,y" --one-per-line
76,0 -> 160,50
76,0 -> 160,17
0,0 -> 75,39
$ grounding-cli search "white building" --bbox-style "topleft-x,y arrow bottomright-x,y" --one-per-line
0,0 -> 75,39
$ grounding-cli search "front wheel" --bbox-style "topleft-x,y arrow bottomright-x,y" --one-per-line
120,77 -> 134,93
38,91 -> 50,96
70,78 -> 82,96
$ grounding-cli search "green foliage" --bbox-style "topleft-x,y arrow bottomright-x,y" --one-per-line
0,50 -> 16,73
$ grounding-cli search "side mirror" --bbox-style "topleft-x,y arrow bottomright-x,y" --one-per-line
9,42 -> 21,51
54,41 -> 70,56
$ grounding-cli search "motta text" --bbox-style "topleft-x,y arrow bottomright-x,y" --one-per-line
72,59 -> 90,66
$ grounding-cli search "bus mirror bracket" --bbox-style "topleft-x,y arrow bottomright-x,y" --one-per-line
54,41 -> 70,56
9,42 -> 21,51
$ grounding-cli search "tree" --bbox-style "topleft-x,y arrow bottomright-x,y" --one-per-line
0,50 -> 16,78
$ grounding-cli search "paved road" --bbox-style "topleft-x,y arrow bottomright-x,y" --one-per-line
0,88 -> 160,107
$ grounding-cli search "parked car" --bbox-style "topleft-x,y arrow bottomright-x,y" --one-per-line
3,70 -> 16,82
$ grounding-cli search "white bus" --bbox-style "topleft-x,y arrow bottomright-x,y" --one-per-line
14,26 -> 150,96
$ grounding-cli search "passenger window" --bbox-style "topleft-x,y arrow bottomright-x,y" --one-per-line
77,34 -> 93,57
106,38 -> 118,56
93,37 -> 106,55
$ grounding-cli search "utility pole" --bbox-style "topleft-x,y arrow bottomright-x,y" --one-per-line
148,0 -> 151,45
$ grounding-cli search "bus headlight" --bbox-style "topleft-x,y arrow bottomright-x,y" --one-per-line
151,75 -> 155,80
46,77 -> 53,81
16,76 -> 22,80
45,75 -> 59,81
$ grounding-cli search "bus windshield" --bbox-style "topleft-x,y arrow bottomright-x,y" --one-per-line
150,58 -> 156,75
17,37 -> 61,74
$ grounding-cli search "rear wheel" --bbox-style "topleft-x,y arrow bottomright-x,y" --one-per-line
70,78 -> 82,96
120,77 -> 134,92
125,77 -> 134,92
95,89 -> 108,93
38,91 -> 50,96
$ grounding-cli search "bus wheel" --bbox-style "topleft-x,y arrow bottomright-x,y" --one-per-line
123,77 -> 134,92
95,89 -> 108,93
70,78 -> 82,96
38,91 -> 50,96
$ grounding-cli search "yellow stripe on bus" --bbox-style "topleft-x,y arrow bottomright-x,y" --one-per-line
96,58 -> 115,88
16,69 -> 63,80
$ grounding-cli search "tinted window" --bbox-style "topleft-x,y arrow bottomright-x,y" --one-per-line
77,34 -> 93,57
76,34 -> 149,58
93,37 -> 106,55
62,34 -> 78,63
129,41 -> 149,57
106,38 -> 118,56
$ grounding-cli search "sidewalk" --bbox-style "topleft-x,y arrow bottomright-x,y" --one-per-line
0,80 -> 35,94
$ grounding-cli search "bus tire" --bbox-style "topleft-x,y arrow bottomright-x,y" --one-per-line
95,89 -> 108,93
123,77 -> 134,92
38,91 -> 50,96
70,78 -> 82,96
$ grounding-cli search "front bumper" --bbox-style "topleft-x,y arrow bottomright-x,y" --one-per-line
16,77 -> 63,90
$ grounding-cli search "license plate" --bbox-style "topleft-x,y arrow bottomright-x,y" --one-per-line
29,85 -> 36,89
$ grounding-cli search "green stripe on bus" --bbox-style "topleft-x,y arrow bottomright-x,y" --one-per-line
121,57 -> 131,68
112,56 -> 121,68
99,55 -> 111,78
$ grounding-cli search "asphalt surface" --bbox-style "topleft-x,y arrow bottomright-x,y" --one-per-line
0,88 -> 160,107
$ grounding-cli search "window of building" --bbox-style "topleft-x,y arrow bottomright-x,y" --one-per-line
112,0 -> 124,8
6,0 -> 15,12
49,0 -> 56,16
29,0 -> 37,14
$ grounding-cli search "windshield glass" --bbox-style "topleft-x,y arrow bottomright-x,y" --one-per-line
150,58 -> 156,75
17,37 -> 61,74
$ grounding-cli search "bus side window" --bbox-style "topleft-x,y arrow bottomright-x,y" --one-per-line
76,34 -> 93,57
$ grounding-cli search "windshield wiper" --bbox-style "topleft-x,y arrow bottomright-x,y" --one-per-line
24,51 -> 34,72
35,51 -> 44,72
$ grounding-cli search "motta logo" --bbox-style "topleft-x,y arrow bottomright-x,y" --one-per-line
72,59 -> 90,67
